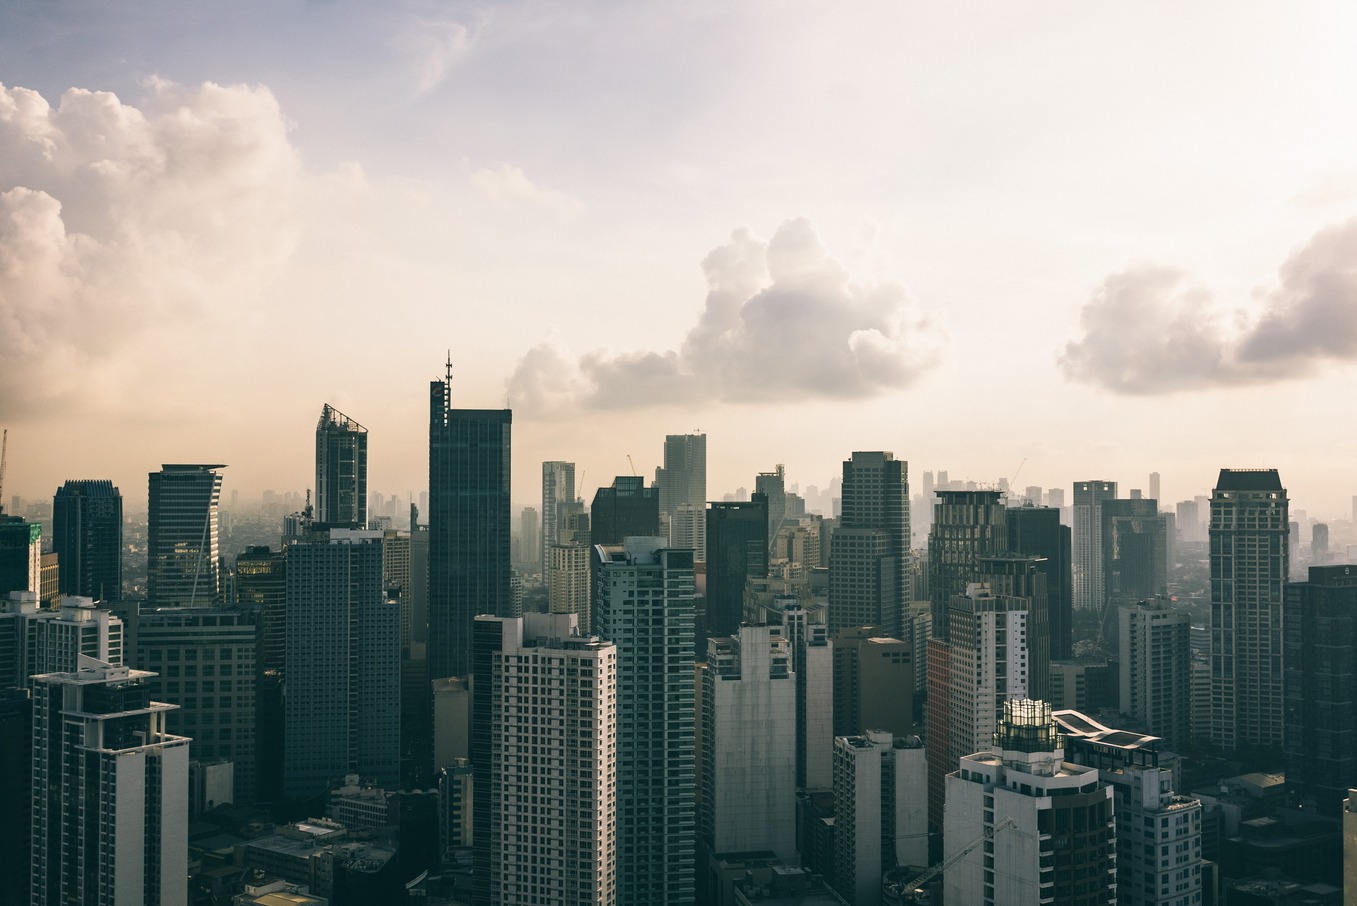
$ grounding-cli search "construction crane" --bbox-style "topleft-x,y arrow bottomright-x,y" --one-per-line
1010,456 -> 1027,487
0,429 -> 7,515
626,454 -> 638,477
888,816 -> 1017,902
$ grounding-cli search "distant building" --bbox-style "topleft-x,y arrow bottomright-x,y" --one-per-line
1073,480 -> 1117,612
1006,504 -> 1073,662
927,490 -> 1005,642
1344,791 -> 1356,898
0,516 -> 40,599
52,479 -> 122,602
1119,597 -> 1192,751
1284,565 -> 1357,815
549,512 -> 591,632
706,498 -> 769,639
829,452 -> 910,638
832,627 -> 913,739
1210,468 -> 1288,750
31,657 -> 190,906
767,600 -> 834,790
315,404 -> 368,529
148,464 -> 225,607
832,731 -> 927,904
944,699 -> 1115,906
1102,498 -> 1169,608
541,461 -> 575,586
657,434 -> 707,558
590,475 -> 660,545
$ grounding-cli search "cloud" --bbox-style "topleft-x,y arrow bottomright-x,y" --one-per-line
507,218 -> 944,414
0,80 -> 303,420
469,162 -> 582,216
406,19 -> 472,95
1059,218 -> 1357,394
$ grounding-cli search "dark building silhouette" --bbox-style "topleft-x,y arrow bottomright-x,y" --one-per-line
428,363 -> 511,680
589,475 -> 660,546
52,479 -> 122,602
315,404 -> 368,529
1101,497 -> 1168,609
927,489 -> 1005,642
0,516 -> 41,599
1005,504 -> 1072,661
755,464 -> 789,547
1284,565 -> 1357,815
829,452 -> 910,637
148,464 -> 225,607
705,496 -> 769,639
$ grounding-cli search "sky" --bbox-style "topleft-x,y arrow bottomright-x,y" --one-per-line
3,2 -> 1357,519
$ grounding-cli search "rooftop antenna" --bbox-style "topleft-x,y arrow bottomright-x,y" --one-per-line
445,351 -> 453,387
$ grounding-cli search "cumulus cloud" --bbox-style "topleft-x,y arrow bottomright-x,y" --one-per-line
0,80 -> 302,420
470,162 -> 582,216
507,218 -> 945,413
1059,218 -> 1357,394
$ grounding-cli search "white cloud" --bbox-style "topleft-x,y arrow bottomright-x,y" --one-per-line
507,218 -> 945,414
407,19 -> 472,95
469,162 -> 582,216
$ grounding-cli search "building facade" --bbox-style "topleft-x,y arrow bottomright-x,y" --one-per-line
589,476 -> 660,546
657,433 -> 707,560
148,464 -> 225,607
1006,504 -> 1073,661
315,404 -> 368,528
541,461 -> 575,587
705,497 -> 769,639
1118,598 -> 1191,751
1073,480 -> 1117,612
833,731 -> 927,904
927,489 -> 1006,642
52,479 -> 123,602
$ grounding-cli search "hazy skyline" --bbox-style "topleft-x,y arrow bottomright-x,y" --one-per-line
3,2 -> 1357,518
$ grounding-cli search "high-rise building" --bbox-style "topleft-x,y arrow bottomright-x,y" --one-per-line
1209,468 -> 1288,751
550,512 -> 592,632
1284,565 -> 1357,815
832,627 -> 914,738
315,404 -> 367,528
594,538 -> 696,903
429,364 -> 511,680
1118,598 -> 1191,751
284,530 -> 400,797
31,657 -> 190,906
590,475 -> 660,545
829,452 -> 910,637
832,731 -> 928,904
518,505 -> 540,568
1057,709 -> 1201,906
1344,791 -> 1357,898
471,613 -> 617,906
1149,472 -> 1161,505
657,434 -> 706,558
0,516 -> 40,599
667,503 -> 706,562
51,479 -> 122,602
235,546 -> 286,674
766,599 -> 834,790
944,699 -> 1115,906
1073,480 -> 1117,612
705,497 -> 769,639
541,461 -> 575,585
978,553 -> 1050,702
148,464 -> 225,607
1006,504 -> 1073,661
927,489 -> 1005,641
1102,498 -> 1169,608
128,605 -> 259,803
0,592 -> 124,690
699,624 -> 798,878
926,583 -> 1029,834
755,464 -> 789,547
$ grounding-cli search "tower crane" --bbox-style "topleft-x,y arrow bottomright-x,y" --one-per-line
888,816 -> 1017,902
626,455 -> 638,477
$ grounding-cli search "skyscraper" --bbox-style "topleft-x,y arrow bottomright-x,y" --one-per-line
594,537 -> 696,903
1284,565 -> 1357,815
755,464 -> 788,546
147,464 -> 225,607
1209,468 -> 1288,751
0,593 -> 124,690
1072,480 -> 1117,612
1006,504 -> 1073,661
550,512 -> 591,632
31,657 -> 190,906
541,461 -> 575,586
0,516 -> 40,599
52,479 -> 123,602
829,451 -> 910,637
471,613 -> 617,906
315,404 -> 368,528
832,731 -> 928,904
657,433 -> 706,558
978,553 -> 1049,702
1101,497 -> 1169,609
1118,597 -> 1191,751
283,530 -> 400,797
589,475 -> 660,545
704,496 -> 769,639
927,489 -> 1005,641
429,364 -> 511,679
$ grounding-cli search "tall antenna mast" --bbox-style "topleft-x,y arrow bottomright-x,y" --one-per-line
445,350 -> 453,387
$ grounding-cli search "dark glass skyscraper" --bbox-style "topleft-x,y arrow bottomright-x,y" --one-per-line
590,475 -> 660,545
828,451 -> 909,636
1005,504 -> 1072,660
705,496 -> 768,639
428,365 -> 511,680
927,489 -> 1005,642
315,404 -> 368,529
147,464 -> 224,607
52,480 -> 123,602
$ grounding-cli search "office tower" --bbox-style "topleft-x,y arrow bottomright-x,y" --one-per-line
1312,523 -> 1330,562
1006,504 -> 1073,661
829,452 -> 910,637
1284,566 -> 1357,814
51,479 -> 122,602
429,365 -> 511,680
590,475 -> 660,545
832,627 -> 914,738
833,731 -> 928,904
1176,500 -> 1201,544
668,502 -> 706,560
519,506 -> 540,568
756,464 -> 789,545
315,404 -> 367,528
284,530 -> 400,797
147,463 -> 225,607
39,552 -> 58,605
905,599 -> 931,692
594,538 -> 696,903
926,583 -> 1029,834
31,657 -> 190,906
236,546 -> 286,672
1058,710 -> 1201,906
0,687 -> 30,906
1209,468 -> 1288,750
705,496 -> 769,639
699,624 -> 798,878
0,516 -> 40,598
1118,598 -> 1191,751
1073,480 -> 1117,612
541,461 -> 575,585
978,553 -> 1049,702
766,600 -> 834,790
927,489 -> 1005,641
549,511 -> 591,631
128,605 -> 258,803
0,593 -> 124,690
1149,472 -> 1161,505
657,433 -> 707,558
944,699 -> 1115,906
1102,498 -> 1169,611
471,613 -> 617,906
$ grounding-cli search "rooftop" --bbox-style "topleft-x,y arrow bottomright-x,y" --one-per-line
1215,468 -> 1283,492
